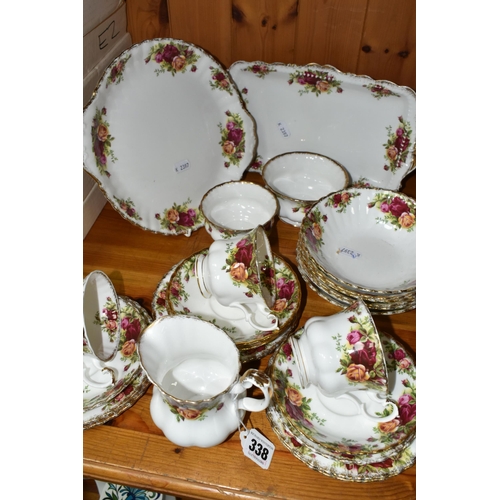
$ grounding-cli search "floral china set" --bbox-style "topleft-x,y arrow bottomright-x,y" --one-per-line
83,37 -> 416,481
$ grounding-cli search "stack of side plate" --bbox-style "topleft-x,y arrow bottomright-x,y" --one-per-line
266,329 -> 416,482
83,296 -> 152,430
296,187 -> 416,315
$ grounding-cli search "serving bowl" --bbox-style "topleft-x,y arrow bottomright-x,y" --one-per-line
262,152 -> 349,226
200,181 -> 278,240
300,187 -> 416,293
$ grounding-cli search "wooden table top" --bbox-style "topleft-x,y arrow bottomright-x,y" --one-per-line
83,171 -> 416,500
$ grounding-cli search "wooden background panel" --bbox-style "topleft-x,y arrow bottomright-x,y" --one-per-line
230,0 -> 299,64
357,0 -> 416,88
168,0 -> 234,67
294,0 -> 367,73
125,0 -> 416,89
127,0 -> 170,44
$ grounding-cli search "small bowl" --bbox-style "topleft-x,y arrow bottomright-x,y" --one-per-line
200,181 -> 279,240
262,152 -> 349,227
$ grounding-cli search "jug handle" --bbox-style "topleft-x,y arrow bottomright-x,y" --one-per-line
233,369 -> 273,412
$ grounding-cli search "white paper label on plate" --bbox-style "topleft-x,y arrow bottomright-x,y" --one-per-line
277,121 -> 291,138
174,159 -> 191,174
240,428 -> 275,469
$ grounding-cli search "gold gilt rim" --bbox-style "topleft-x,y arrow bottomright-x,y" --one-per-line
266,403 -> 416,482
296,240 -> 415,308
165,250 -> 303,349
199,181 -> 280,235
261,151 -> 350,204
83,372 -> 150,430
298,262 -> 416,316
267,330 -> 417,462
297,227 -> 416,296
228,60 -> 416,181
83,38 -> 259,237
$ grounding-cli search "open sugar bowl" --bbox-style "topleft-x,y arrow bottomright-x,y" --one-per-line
200,181 -> 279,240
262,152 -> 349,227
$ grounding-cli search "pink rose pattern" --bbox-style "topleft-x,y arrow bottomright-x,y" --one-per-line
91,107 -> 117,177
383,116 -> 413,173
93,296 -> 119,343
145,41 -> 200,76
218,110 -> 246,168
159,252 -> 297,342
106,54 -> 131,87
335,304 -> 388,393
368,192 -> 416,231
271,331 -> 416,464
288,69 -> 343,96
302,190 -> 360,254
363,83 -> 401,100
243,63 -> 277,79
155,197 -> 203,235
113,196 -> 143,221
220,236 -> 273,301
84,297 -> 152,410
209,66 -> 233,94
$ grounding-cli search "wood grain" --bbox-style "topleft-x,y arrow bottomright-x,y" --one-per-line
230,0 -> 299,64
124,0 -> 416,88
357,0 -> 416,88
294,0 -> 367,72
83,171 -> 416,499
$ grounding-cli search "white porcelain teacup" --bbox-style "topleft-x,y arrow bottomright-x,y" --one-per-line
195,225 -> 278,331
290,299 -> 390,401
83,271 -> 122,389
200,181 -> 279,240
138,315 -> 273,448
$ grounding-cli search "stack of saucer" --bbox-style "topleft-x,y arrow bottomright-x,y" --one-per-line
83,271 -> 152,430
296,187 -> 416,314
152,249 -> 302,363
266,301 -> 416,481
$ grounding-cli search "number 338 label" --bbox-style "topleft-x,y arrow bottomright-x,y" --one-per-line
240,429 -> 275,469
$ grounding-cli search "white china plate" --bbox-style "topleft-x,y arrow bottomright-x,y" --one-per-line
300,270 -> 416,315
152,250 -> 301,346
229,61 -> 415,190
83,296 -> 152,429
269,330 -> 416,458
83,39 -> 257,236
301,187 -> 416,292
267,402 -> 416,482
296,248 -> 416,315
83,295 -> 152,410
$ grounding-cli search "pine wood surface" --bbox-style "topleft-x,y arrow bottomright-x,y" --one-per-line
83,171 -> 416,500
125,0 -> 416,90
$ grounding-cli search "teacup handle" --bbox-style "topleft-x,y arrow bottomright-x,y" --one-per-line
232,369 -> 273,413
231,303 -> 278,332
83,354 -> 118,388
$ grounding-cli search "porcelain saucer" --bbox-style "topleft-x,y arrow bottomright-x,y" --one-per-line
83,296 -> 152,426
268,330 -> 416,459
152,250 -> 301,347
84,372 -> 150,430
267,401 -> 416,482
